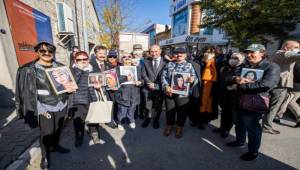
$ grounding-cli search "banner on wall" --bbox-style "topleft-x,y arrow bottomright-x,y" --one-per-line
4,0 -> 53,66
172,8 -> 188,38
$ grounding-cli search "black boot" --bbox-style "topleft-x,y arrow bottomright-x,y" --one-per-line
142,118 -> 151,128
75,132 -> 84,147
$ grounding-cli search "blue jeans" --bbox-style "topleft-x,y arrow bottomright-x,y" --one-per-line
117,104 -> 136,124
242,112 -> 262,153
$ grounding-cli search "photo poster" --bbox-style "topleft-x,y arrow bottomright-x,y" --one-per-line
119,66 -> 138,85
45,66 -> 78,95
5,0 -> 53,66
241,68 -> 264,82
132,58 -> 141,66
88,73 -> 105,87
171,72 -> 190,96
103,69 -> 119,90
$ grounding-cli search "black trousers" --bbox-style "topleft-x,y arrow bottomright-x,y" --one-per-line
165,96 -> 189,127
39,108 -> 66,159
220,97 -> 234,131
145,90 -> 163,121
189,97 -> 200,124
70,104 -> 99,136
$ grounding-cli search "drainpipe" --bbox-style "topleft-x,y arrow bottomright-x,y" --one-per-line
81,0 -> 89,52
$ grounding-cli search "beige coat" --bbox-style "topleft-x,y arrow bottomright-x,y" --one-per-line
268,50 -> 300,88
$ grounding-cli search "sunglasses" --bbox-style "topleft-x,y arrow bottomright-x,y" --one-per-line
76,58 -> 89,62
108,56 -> 117,58
39,49 -> 53,54
122,56 -> 132,59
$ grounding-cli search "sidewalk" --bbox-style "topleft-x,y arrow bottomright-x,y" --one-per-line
0,115 -> 39,169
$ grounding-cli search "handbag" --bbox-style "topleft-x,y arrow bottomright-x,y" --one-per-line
240,94 -> 270,113
85,88 -> 113,124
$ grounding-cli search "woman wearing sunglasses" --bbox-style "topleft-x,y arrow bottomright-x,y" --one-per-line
68,51 -> 100,146
114,53 -> 144,130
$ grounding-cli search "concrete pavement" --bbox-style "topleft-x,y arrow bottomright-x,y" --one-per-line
25,116 -> 300,170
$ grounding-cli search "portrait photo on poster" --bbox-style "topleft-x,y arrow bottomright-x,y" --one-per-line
171,72 -> 190,96
120,66 -> 138,85
45,66 -> 78,95
241,68 -> 264,82
103,69 -> 119,90
88,73 -> 105,87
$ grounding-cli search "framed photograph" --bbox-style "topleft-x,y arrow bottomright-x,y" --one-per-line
45,66 -> 78,95
132,58 -> 141,66
171,72 -> 190,96
120,66 -> 138,85
88,73 -> 105,87
241,68 -> 264,82
103,69 -> 119,90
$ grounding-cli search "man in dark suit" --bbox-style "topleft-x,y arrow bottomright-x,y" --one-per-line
142,45 -> 167,129
90,45 -> 111,72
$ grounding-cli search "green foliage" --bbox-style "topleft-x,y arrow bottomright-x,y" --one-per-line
201,0 -> 300,49
96,0 -> 133,49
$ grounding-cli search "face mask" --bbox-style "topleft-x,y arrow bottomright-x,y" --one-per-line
228,59 -> 240,67
292,48 -> 300,53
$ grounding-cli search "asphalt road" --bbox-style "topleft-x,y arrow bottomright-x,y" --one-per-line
27,115 -> 300,170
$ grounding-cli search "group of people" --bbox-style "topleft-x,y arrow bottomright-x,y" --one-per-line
15,40 -> 300,169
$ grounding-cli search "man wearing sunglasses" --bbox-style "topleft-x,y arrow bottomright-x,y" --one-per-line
15,42 -> 76,169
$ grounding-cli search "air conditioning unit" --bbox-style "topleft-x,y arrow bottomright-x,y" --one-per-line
56,3 -> 74,33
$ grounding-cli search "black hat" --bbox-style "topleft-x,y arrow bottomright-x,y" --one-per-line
107,50 -> 118,57
173,47 -> 186,54
34,41 -> 56,52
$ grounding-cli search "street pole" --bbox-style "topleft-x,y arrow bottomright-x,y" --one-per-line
81,0 -> 89,52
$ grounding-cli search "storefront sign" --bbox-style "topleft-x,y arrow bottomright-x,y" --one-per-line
172,8 -> 188,38
5,0 -> 53,66
159,35 -> 207,46
170,0 -> 200,16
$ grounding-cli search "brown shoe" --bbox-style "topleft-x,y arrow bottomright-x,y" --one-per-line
163,126 -> 173,136
175,126 -> 183,138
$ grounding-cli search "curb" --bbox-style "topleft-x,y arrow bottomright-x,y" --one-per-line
5,140 -> 41,170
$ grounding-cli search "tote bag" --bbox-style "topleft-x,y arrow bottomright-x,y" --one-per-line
85,88 -> 113,124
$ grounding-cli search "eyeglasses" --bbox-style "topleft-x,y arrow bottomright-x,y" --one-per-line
122,56 -> 132,59
76,58 -> 89,62
39,49 -> 53,54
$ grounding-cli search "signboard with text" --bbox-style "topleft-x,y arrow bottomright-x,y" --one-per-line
4,0 -> 53,66
172,8 -> 188,38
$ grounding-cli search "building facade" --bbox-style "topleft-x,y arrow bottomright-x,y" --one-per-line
0,0 -> 101,92
142,24 -> 170,46
159,0 -> 228,55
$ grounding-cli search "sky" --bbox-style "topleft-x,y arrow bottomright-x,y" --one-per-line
94,0 -> 171,32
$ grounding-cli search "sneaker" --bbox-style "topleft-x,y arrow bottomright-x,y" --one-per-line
294,122 -> 300,128
263,128 -> 280,135
226,140 -> 245,147
129,122 -> 136,129
240,152 -> 258,161
118,124 -> 125,130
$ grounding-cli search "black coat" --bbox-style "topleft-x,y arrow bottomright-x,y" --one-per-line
188,59 -> 201,98
68,67 -> 98,107
114,65 -> 144,107
15,60 -> 67,128
142,57 -> 167,91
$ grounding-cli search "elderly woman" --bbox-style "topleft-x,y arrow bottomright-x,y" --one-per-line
114,53 -> 143,130
68,51 -> 99,147
213,53 -> 245,138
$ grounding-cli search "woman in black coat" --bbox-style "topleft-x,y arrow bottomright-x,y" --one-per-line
68,51 -> 98,147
